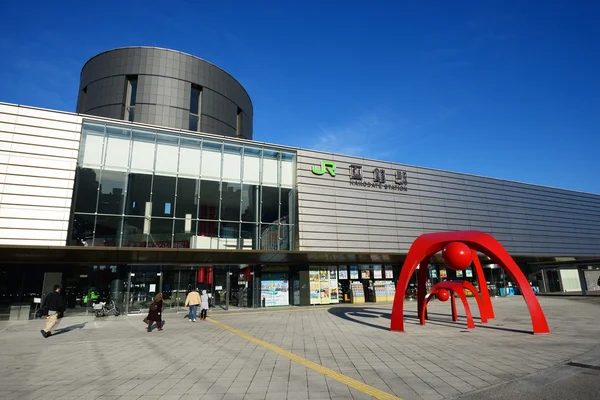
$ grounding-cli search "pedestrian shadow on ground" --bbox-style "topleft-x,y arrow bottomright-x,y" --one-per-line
147,320 -> 166,330
53,322 -> 87,335
328,307 -> 532,334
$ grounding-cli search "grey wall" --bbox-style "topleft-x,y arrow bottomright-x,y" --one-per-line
76,47 -> 253,139
297,149 -> 600,257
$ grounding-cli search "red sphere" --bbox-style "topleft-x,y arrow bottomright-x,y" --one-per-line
437,289 -> 450,302
442,241 -> 472,270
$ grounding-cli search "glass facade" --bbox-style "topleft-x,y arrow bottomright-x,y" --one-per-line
70,121 -> 297,250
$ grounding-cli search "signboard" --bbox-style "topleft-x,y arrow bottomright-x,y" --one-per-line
311,161 -> 408,192
261,279 -> 289,306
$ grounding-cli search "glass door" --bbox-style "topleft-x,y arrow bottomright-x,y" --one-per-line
126,265 -> 162,314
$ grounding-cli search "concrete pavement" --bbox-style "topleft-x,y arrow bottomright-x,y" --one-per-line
0,296 -> 599,400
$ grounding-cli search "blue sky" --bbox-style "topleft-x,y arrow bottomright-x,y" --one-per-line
1,1 -> 598,194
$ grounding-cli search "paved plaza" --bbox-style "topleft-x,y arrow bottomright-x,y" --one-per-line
1,296 -> 599,400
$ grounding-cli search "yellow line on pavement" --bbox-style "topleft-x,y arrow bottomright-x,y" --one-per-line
207,318 -> 402,400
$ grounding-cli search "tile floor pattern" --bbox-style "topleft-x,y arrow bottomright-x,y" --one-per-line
0,296 -> 599,400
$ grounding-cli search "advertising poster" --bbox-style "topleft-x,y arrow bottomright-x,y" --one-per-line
309,269 -> 319,282
430,269 -> 437,279
385,269 -> 394,279
261,279 -> 289,307
465,268 -> 473,278
373,265 -> 382,279
320,281 -> 331,304
339,268 -> 348,280
319,269 -> 329,282
329,267 -> 339,304
362,270 -> 371,280
456,270 -> 463,278
310,282 -> 320,304
440,269 -> 447,279
309,268 -> 321,305
350,266 -> 359,280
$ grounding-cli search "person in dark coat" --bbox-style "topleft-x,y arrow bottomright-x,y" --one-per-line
40,285 -> 65,338
145,292 -> 163,332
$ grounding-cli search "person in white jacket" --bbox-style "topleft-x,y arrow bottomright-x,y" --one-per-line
200,290 -> 209,321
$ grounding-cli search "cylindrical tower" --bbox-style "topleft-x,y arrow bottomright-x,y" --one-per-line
76,47 -> 253,139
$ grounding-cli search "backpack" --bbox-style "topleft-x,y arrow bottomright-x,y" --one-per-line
36,294 -> 50,318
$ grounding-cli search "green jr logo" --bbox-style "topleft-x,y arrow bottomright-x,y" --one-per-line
312,160 -> 336,177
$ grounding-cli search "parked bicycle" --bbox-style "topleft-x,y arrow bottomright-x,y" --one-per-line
92,300 -> 120,317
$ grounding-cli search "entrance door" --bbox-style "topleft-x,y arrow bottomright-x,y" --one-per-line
546,269 -> 562,293
213,266 -> 231,310
126,266 -> 162,314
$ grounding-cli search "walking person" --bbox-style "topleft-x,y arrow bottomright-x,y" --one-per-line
200,289 -> 209,321
184,288 -> 201,322
144,292 -> 164,332
40,285 -> 65,338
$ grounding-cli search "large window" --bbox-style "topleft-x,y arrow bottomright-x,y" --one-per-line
74,168 -> 100,213
236,108 -> 243,138
72,121 -> 297,250
189,85 -> 201,131
221,183 -> 241,221
125,76 -> 138,122
97,170 -> 127,215
125,174 -> 152,216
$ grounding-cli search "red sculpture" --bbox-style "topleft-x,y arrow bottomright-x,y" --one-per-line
390,231 -> 550,334
436,288 -> 450,302
421,280 -> 489,329
442,242 -> 471,270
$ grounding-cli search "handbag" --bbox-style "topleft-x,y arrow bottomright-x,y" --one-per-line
150,301 -> 158,311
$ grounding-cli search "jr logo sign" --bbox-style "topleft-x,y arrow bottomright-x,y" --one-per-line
311,160 -> 336,177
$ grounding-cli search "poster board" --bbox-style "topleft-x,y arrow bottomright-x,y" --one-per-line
261,279 -> 289,306
309,269 -> 320,305
329,267 -> 339,304
339,268 -> 348,280
373,265 -> 382,279
320,269 -> 330,304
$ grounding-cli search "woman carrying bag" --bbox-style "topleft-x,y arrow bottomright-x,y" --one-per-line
144,292 -> 164,332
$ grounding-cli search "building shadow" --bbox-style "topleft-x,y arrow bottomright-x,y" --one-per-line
328,306 -> 533,334
53,322 -> 87,335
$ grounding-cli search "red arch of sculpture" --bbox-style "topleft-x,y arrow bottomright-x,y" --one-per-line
471,249 -> 495,320
421,280 -> 488,329
390,230 -> 550,334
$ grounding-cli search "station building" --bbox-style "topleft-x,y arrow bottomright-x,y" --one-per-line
1,47 -> 599,320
